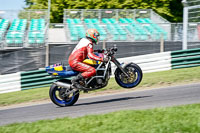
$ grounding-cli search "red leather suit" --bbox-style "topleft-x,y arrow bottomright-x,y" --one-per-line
68,38 -> 103,78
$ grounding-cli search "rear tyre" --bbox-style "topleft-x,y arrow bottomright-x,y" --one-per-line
49,84 -> 79,107
115,63 -> 143,88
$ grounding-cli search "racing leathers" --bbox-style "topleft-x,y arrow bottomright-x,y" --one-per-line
68,38 -> 103,79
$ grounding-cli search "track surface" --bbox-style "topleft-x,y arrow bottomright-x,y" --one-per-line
0,83 -> 200,126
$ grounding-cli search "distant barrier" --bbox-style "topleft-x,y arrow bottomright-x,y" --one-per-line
0,72 -> 21,93
21,69 -> 55,90
171,48 -> 200,69
115,52 -> 171,73
1,48 -> 200,94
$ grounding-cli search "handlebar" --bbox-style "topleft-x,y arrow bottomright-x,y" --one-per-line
105,45 -> 118,56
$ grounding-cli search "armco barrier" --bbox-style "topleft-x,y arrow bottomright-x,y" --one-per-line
0,72 -> 21,94
21,69 -> 55,90
171,48 -> 200,69
114,52 -> 172,73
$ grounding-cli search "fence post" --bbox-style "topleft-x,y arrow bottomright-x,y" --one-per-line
81,9 -> 84,20
103,40 -> 106,49
116,9 -> 119,21
98,9 -> 101,21
134,9 -> 136,20
46,44 -> 49,67
160,34 -> 164,52
182,6 -> 188,50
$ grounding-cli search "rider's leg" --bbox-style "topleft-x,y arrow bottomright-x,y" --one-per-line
71,73 -> 85,89
71,62 -> 96,89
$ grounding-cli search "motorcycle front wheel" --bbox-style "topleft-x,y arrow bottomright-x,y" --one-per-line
49,84 -> 79,107
115,63 -> 143,88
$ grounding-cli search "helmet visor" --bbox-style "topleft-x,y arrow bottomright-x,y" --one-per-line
94,32 -> 100,42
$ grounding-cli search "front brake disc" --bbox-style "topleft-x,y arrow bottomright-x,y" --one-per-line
127,70 -> 136,83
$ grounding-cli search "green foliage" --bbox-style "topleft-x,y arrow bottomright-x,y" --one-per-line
25,0 -> 183,23
168,0 -> 183,22
25,0 -> 34,6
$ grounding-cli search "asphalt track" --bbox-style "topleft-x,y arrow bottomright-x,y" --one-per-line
0,83 -> 200,126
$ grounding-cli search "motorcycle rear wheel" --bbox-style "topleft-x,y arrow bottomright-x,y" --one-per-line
115,63 -> 143,88
49,84 -> 79,107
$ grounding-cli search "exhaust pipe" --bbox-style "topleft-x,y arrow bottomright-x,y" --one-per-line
54,81 -> 72,89
54,81 -> 78,96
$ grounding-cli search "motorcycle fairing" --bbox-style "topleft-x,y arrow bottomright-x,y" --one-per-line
83,53 -> 103,66
46,65 -> 78,77
46,53 -> 103,78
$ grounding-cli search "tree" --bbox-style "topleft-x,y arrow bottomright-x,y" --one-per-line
25,0 -> 34,6
25,0 -> 183,23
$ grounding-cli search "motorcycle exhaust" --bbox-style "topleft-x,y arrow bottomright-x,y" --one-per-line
54,81 -> 72,89
54,81 -> 86,93
54,81 -> 78,96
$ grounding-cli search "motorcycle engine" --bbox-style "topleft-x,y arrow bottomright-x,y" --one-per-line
96,78 -> 103,85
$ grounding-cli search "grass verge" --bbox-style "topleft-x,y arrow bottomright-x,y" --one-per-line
1,66 -> 200,106
0,103 -> 200,132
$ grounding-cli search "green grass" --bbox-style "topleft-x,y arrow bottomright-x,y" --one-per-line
1,66 -> 200,106
0,103 -> 200,132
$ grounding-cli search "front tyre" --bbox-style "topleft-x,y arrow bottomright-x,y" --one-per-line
49,84 -> 79,107
115,63 -> 143,88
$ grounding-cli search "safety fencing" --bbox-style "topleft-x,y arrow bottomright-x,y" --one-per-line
115,52 -> 171,73
0,48 -> 200,94
171,48 -> 200,69
0,72 -> 21,93
21,69 -> 55,91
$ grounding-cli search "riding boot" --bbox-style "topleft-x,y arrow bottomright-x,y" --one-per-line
71,74 -> 85,90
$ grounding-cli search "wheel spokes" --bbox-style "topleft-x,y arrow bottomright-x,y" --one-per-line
119,68 -> 137,84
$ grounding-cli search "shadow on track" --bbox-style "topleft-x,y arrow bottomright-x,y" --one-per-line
74,95 -> 152,106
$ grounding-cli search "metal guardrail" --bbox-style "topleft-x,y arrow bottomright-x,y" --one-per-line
171,48 -> 200,69
20,69 -> 55,90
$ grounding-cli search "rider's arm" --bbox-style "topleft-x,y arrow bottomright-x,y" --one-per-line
87,44 -> 103,61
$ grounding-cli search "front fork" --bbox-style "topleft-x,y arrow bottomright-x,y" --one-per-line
111,56 -> 130,78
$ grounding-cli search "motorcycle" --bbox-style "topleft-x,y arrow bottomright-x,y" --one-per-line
46,46 -> 143,107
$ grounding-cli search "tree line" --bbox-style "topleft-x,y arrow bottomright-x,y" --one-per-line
25,0 -> 183,23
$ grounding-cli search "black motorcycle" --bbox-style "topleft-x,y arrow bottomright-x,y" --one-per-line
46,46 -> 143,107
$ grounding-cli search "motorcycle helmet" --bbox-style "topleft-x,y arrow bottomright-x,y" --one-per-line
86,29 -> 100,44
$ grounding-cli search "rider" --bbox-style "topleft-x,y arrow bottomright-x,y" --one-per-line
68,29 -> 108,89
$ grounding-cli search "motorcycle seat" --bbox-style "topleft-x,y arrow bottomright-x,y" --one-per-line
46,65 -> 78,77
